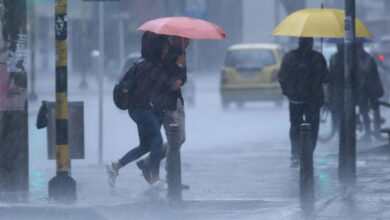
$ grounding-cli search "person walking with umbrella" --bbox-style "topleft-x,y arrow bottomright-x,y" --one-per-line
133,17 -> 226,183
272,8 -> 373,167
106,32 -> 169,187
278,37 -> 329,167
136,35 -> 190,184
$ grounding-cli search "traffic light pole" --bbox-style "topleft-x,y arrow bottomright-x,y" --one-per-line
339,0 -> 356,184
98,2 -> 104,166
48,0 -> 76,202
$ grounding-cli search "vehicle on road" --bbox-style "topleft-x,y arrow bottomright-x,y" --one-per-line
219,43 -> 285,109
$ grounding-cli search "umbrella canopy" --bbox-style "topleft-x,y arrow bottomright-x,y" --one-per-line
272,8 -> 373,38
138,16 -> 227,40
323,37 -> 371,44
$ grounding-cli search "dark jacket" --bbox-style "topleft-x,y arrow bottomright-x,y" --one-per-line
151,45 -> 187,111
128,61 -> 155,110
128,32 -> 168,110
354,48 -> 384,106
278,48 -> 328,106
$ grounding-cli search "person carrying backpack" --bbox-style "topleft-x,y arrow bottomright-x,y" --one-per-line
135,36 -> 190,184
106,32 -> 168,187
278,37 -> 329,167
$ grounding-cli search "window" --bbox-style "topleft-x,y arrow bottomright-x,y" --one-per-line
225,49 -> 276,69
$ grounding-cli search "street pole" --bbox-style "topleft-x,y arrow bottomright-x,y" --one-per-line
299,123 -> 314,216
339,0 -> 356,184
98,2 -> 104,166
119,18 -> 124,69
166,124 -> 182,202
79,2 -> 88,89
274,0 -> 280,43
28,0 -> 38,101
48,0 -> 76,202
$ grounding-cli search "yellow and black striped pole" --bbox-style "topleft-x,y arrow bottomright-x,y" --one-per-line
48,0 -> 76,202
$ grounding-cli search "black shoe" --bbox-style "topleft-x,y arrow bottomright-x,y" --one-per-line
136,160 -> 152,184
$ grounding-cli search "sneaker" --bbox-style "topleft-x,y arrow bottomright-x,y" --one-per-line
136,160 -> 152,184
150,179 -> 167,191
106,163 -> 118,187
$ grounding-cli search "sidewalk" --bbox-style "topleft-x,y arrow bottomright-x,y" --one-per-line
314,141 -> 390,220
2,73 -> 390,219
3,138 -> 390,220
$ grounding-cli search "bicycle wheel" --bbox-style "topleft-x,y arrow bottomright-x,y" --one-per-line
318,105 -> 336,142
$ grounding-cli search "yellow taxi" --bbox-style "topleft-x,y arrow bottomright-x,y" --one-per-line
220,43 -> 284,108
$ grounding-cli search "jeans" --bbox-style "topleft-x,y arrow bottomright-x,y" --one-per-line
139,99 -> 186,165
119,108 -> 163,177
289,102 -> 320,160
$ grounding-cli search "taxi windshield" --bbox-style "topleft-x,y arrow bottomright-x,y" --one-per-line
225,49 -> 275,69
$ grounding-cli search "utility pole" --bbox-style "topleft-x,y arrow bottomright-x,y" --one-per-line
118,17 -> 124,69
79,2 -> 88,89
28,0 -> 37,101
339,0 -> 356,184
48,0 -> 77,203
274,0 -> 280,43
98,2 -> 104,166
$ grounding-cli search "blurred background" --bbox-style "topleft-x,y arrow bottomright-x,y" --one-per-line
29,0 -> 390,77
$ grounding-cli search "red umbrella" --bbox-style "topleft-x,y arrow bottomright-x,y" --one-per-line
137,16 -> 227,40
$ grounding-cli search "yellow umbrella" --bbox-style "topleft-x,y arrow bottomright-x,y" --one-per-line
272,8 -> 373,38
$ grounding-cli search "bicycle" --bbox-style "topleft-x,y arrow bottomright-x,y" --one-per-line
318,100 -> 390,142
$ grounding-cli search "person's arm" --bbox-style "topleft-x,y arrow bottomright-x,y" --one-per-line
277,53 -> 290,85
170,62 -> 187,86
154,62 -> 183,92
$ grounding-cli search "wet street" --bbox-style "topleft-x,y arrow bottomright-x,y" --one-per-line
7,71 -> 387,219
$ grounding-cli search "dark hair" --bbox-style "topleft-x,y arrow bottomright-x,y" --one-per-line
298,37 -> 314,50
141,31 -> 168,63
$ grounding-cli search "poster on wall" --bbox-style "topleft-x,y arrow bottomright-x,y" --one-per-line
0,0 -> 27,111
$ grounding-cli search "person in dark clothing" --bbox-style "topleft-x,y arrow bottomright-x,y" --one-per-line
354,43 -> 384,141
329,44 -> 345,133
106,32 -> 169,187
278,37 -> 328,167
136,36 -> 190,184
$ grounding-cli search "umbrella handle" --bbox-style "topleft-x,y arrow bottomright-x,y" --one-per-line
321,3 -> 324,53
181,38 -> 185,55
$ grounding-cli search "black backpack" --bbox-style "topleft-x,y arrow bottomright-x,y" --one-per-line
113,58 -> 144,110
